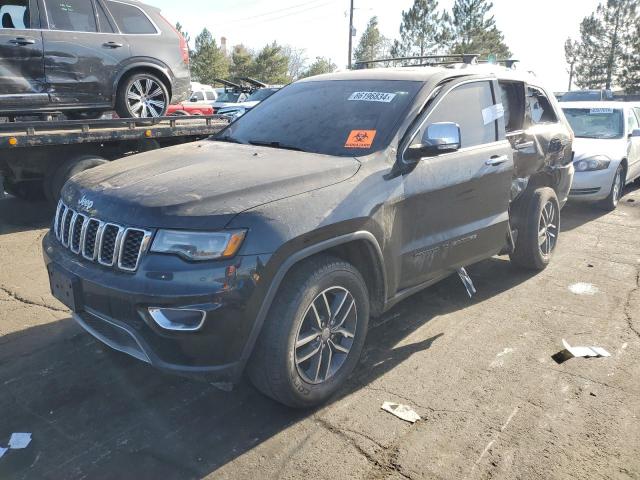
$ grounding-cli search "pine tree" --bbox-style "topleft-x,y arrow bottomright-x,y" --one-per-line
573,0 -> 638,89
396,0 -> 446,57
190,29 -> 230,85
230,44 -> 255,80
252,42 -> 290,84
301,57 -> 337,78
621,23 -> 640,93
565,39 -> 580,91
353,17 -> 388,65
175,22 -> 190,45
448,0 -> 511,58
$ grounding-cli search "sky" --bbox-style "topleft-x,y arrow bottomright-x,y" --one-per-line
146,0 -> 602,92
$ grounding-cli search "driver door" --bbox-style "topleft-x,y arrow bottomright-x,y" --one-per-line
0,0 -> 47,109
398,79 -> 514,290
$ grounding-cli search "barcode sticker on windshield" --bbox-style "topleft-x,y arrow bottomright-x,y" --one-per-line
590,108 -> 614,114
349,92 -> 397,103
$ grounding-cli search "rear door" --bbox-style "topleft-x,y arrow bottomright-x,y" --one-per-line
398,78 -> 514,290
626,107 -> 640,181
40,0 -> 131,106
0,0 -> 46,109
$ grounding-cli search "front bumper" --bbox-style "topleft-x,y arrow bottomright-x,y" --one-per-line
42,232 -> 271,383
569,167 -> 616,201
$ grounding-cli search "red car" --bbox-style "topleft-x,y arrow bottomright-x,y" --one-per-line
167,102 -> 214,116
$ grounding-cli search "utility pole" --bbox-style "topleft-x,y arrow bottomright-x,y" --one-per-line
348,0 -> 354,69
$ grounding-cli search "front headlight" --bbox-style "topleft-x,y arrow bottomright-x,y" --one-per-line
151,230 -> 246,261
574,155 -> 611,172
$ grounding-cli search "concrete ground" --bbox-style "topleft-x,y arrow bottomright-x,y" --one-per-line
0,188 -> 639,480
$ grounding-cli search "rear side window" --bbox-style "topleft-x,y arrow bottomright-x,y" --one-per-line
45,0 -> 97,32
527,86 -> 558,125
0,0 -> 29,29
205,91 -> 216,101
627,108 -> 639,133
106,1 -> 156,34
499,81 -> 525,133
417,81 -> 497,149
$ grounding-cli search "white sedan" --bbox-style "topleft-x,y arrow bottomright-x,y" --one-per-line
560,101 -> 640,210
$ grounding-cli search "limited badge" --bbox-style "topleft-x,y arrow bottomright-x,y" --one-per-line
345,130 -> 377,148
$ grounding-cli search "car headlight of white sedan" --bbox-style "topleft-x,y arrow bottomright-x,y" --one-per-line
574,155 -> 611,172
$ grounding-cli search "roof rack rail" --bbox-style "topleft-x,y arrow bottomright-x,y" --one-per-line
354,54 -> 480,69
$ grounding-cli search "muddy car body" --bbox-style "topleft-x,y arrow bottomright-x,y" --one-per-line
43,66 -> 574,407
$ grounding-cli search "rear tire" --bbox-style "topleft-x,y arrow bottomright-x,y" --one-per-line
510,187 -> 560,271
247,255 -> 369,408
598,164 -> 624,211
115,72 -> 169,119
47,156 -> 108,202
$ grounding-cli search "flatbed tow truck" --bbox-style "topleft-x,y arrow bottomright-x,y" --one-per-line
0,115 -> 229,203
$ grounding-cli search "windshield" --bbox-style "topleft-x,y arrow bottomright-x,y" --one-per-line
247,88 -> 278,102
215,80 -> 422,157
562,108 -> 624,139
217,92 -> 241,103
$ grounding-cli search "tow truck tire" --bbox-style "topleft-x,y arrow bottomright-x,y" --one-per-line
247,255 -> 370,408
3,178 -> 46,202
48,156 -> 108,202
115,72 -> 169,119
510,187 -> 560,271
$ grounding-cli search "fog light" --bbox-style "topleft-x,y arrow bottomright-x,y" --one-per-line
148,307 -> 206,331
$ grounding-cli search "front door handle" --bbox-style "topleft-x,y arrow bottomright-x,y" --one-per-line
485,155 -> 509,167
103,41 -> 124,48
9,37 -> 36,46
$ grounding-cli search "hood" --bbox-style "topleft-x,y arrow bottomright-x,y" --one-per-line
572,137 -> 628,162
219,101 -> 260,112
212,101 -> 240,109
62,141 -> 361,230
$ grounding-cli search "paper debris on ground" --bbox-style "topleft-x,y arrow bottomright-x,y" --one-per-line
457,267 -> 476,298
562,339 -> 611,358
381,401 -> 421,423
0,447 -> 7,459
8,433 -> 32,449
568,283 -> 599,296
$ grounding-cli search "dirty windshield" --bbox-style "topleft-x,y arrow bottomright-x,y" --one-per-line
217,92 -> 242,102
216,80 -> 422,156
562,108 -> 624,139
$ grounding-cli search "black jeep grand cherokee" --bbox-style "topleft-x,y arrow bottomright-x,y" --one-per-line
43,67 -> 574,407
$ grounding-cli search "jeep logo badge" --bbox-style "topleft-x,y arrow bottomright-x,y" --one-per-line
78,195 -> 94,212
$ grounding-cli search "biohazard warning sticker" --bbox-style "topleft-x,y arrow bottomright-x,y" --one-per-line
345,130 -> 377,148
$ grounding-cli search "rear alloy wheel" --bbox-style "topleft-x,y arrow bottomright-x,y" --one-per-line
248,255 -> 369,408
510,187 -> 560,270
116,73 -> 169,118
599,164 -> 624,211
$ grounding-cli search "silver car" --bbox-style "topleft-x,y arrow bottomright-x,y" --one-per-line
561,101 -> 640,210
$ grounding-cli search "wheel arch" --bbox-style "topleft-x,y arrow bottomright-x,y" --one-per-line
237,231 -> 387,372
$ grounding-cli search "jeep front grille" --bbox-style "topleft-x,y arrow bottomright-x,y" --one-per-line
53,201 -> 152,272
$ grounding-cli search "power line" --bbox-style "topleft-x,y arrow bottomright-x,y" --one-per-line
207,0 -> 341,28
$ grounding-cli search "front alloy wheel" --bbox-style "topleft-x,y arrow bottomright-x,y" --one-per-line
295,287 -> 357,385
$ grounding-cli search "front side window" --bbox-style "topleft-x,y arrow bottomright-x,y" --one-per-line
626,108 -> 639,134
527,87 -> 558,125
218,79 -> 423,157
412,81 -> 497,150
95,0 -> 115,33
106,1 -> 156,34
0,0 -> 29,29
45,0 -> 97,32
191,91 -> 205,101
562,108 -> 624,139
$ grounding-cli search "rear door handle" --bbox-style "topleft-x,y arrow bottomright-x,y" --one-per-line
103,41 -> 124,48
9,37 -> 36,46
485,155 -> 509,167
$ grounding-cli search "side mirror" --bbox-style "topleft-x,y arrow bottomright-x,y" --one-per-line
631,129 -> 640,138
189,97 -> 198,103
405,122 -> 461,161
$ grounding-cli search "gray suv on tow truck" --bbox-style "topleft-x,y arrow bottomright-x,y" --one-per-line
43,64 -> 574,408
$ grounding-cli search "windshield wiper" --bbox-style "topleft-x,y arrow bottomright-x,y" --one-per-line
248,140 -> 305,152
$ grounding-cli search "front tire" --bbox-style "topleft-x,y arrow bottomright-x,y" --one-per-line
599,164 -> 624,211
47,156 -> 108,202
510,187 -> 560,271
248,255 -> 370,408
115,73 -> 169,118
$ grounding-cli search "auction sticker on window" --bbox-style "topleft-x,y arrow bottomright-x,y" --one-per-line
345,130 -> 377,148
348,92 -> 396,103
590,108 -> 614,114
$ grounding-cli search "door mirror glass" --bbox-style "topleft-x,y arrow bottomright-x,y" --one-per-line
631,129 -> 640,138
406,122 -> 461,161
